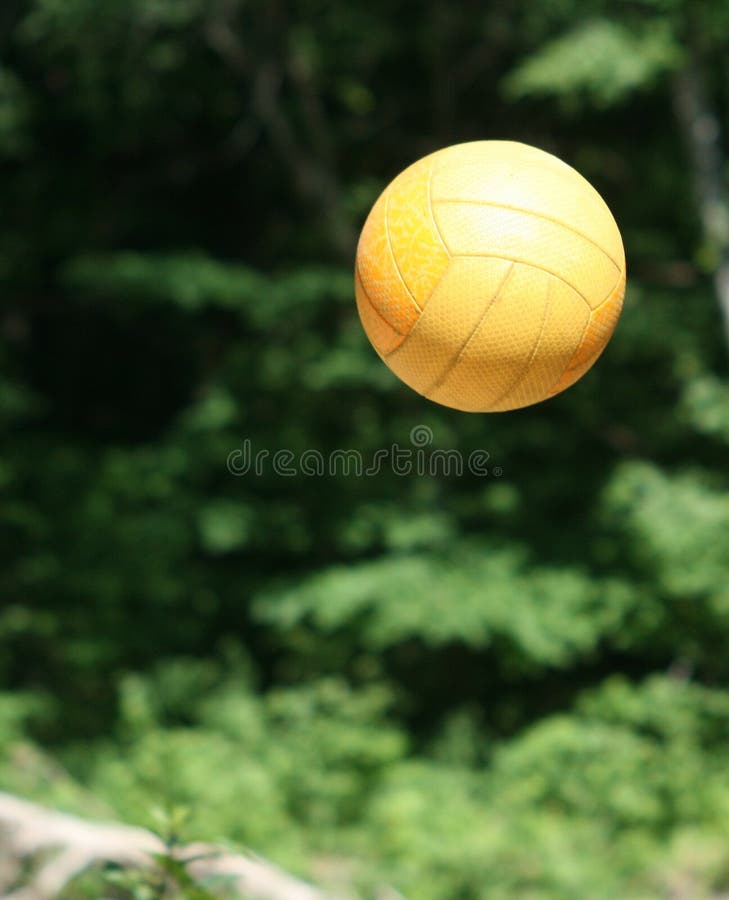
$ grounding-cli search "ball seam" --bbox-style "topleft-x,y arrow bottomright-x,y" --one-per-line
485,274 -> 553,411
382,265 -> 451,360
451,252 -> 593,310
427,159 -> 451,259
384,187 -> 422,312
355,256 -> 406,336
424,261 -> 515,398
431,197 -> 622,271
545,268 -> 625,398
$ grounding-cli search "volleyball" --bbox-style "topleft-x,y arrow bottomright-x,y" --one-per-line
354,140 -> 626,412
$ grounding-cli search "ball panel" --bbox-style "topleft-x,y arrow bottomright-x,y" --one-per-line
548,270 -> 626,398
354,262 -> 405,357
356,189 -> 421,336
489,275 -> 590,411
385,256 -> 513,397
426,261 -> 545,411
427,263 -> 589,412
431,141 -> 624,268
433,201 -> 618,309
430,140 -> 568,178
386,156 -> 450,308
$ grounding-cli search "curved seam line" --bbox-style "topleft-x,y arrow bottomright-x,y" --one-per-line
433,198 -> 622,270
546,311 -> 592,398
598,269 -> 626,309
424,262 -> 515,398
427,162 -> 451,257
453,253 -> 593,310
384,188 -> 422,313
356,256 -> 406,337
489,274 -> 553,410
548,272 -> 626,389
382,265 -> 450,360
597,267 -> 626,308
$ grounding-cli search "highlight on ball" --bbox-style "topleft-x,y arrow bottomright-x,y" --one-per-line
354,140 -> 626,413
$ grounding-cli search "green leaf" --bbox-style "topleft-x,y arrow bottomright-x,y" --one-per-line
504,19 -> 681,107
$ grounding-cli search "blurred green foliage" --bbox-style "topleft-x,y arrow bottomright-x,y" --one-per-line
3,0 -> 729,897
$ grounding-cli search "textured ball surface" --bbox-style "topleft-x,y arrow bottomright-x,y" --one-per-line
354,140 -> 626,412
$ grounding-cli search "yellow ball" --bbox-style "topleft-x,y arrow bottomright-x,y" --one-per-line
354,140 -> 626,412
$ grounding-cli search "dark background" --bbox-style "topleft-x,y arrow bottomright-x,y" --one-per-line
3,1 -> 729,897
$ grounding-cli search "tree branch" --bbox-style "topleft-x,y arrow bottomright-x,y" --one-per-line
0,792 -> 335,900
673,63 -> 729,352
204,9 -> 355,258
